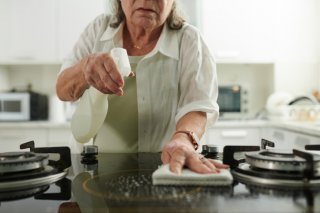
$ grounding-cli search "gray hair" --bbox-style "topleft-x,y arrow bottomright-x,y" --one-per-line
110,0 -> 185,30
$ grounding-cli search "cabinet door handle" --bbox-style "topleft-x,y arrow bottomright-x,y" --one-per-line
221,130 -> 248,138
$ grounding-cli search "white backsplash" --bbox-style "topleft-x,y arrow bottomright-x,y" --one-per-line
0,67 -> 9,91
4,65 -> 61,95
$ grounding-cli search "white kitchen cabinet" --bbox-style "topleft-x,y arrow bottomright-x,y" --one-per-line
57,0 -> 105,61
0,123 -> 73,152
202,0 -> 275,63
206,127 -> 262,152
262,127 -> 320,150
261,128 -> 294,149
3,0 -> 57,62
0,1 -> 10,61
0,128 -> 47,152
0,0 -> 106,63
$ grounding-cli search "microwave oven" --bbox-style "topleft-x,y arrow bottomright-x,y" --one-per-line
217,85 -> 247,118
0,92 -> 48,121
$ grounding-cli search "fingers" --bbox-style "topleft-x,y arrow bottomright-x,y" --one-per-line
187,154 -> 219,174
82,53 -> 125,95
161,150 -> 170,164
103,58 -> 124,87
169,147 -> 188,175
186,154 -> 230,174
207,159 -> 230,169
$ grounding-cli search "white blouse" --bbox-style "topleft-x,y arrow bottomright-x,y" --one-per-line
60,14 -> 219,152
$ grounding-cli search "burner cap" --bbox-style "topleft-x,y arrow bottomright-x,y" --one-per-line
245,150 -> 320,171
0,152 -> 49,173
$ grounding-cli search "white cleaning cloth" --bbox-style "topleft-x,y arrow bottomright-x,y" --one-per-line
152,164 -> 233,186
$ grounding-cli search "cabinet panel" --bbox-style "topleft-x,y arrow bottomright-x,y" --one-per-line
261,128 -> 293,149
292,132 -> 320,149
261,127 -> 320,150
202,0 -> 274,62
0,129 -> 47,152
207,127 -> 261,152
7,0 -> 57,61
0,0 -> 105,63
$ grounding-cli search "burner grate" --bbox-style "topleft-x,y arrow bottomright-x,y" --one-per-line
222,139 -> 320,188
0,140 -> 71,193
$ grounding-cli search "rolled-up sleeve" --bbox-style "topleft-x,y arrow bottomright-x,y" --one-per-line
176,26 -> 219,127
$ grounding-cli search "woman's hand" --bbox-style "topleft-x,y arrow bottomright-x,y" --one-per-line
82,53 -> 125,96
161,133 -> 229,175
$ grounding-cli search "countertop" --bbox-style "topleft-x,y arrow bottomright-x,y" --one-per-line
215,119 -> 320,137
1,153 -> 320,213
0,121 -> 70,129
0,119 -> 319,136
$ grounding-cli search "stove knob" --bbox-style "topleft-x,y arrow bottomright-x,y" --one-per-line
201,145 -> 219,159
81,145 -> 98,165
82,145 -> 98,156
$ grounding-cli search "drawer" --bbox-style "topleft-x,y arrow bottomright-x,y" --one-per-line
0,129 -> 47,152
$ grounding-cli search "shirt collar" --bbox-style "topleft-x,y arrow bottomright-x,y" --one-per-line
156,23 -> 179,60
100,21 -> 124,47
100,21 -> 180,60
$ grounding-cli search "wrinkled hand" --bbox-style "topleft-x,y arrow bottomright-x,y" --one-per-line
82,52 -> 125,96
161,135 -> 229,175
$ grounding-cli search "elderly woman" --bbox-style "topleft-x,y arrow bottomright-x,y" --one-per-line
56,0 -> 227,174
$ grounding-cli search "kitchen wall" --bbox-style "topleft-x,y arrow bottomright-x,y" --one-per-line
273,0 -> 319,95
4,65 -> 60,94
217,64 -> 274,117
0,67 -> 9,92
199,0 -> 320,116
0,0 -> 319,121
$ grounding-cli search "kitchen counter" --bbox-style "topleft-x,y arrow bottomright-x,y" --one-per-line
215,119 -> 320,137
1,153 -> 320,213
0,121 -> 70,129
269,121 -> 320,137
0,119 -> 318,136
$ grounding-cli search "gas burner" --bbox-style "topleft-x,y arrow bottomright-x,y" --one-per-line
245,149 -> 320,172
0,185 -> 49,202
0,152 -> 49,173
0,141 -> 71,192
223,139 -> 320,189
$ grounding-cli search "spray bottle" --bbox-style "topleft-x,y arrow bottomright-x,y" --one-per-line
71,48 -> 131,143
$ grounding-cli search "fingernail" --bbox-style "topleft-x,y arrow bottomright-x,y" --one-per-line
116,89 -> 123,96
129,71 -> 135,77
172,169 -> 181,175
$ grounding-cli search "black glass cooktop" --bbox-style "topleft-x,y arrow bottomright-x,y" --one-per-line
1,153 -> 320,213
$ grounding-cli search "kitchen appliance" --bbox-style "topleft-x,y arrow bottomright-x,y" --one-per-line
2,140 -> 320,213
223,139 -> 320,189
218,85 -> 248,119
0,141 -> 71,201
0,91 -> 48,121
